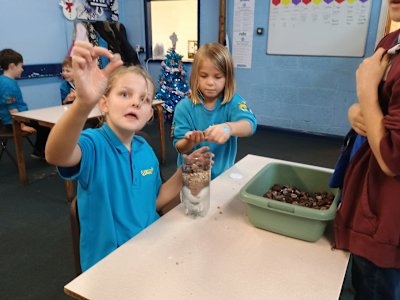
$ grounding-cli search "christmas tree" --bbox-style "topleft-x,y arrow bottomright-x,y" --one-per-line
155,32 -> 190,123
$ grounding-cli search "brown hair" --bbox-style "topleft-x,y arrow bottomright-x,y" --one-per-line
190,43 -> 235,105
0,48 -> 23,70
104,65 -> 155,100
62,56 -> 72,68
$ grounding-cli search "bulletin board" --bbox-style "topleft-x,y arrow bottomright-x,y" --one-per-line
267,0 -> 372,57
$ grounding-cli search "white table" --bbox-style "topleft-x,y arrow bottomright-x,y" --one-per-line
12,104 -> 101,129
11,100 -> 166,197
64,154 -> 349,300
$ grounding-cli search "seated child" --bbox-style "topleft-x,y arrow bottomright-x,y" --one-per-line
0,48 -> 49,159
60,57 -> 76,105
45,41 -> 212,271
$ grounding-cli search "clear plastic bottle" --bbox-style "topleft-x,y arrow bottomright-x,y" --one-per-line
181,153 -> 211,218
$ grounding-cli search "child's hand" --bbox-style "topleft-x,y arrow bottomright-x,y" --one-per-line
348,103 -> 366,136
63,90 -> 76,105
184,130 -> 205,146
356,47 -> 389,102
184,146 -> 214,165
69,89 -> 76,100
71,41 -> 123,107
204,123 -> 231,144
21,124 -> 36,134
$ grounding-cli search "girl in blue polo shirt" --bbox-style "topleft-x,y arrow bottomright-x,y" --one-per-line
45,41 -> 211,272
172,43 -> 257,179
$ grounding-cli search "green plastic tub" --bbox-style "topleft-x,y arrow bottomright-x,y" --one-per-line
240,162 -> 340,242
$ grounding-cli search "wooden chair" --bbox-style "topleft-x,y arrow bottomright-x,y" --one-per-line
67,131 -> 180,276
69,196 -> 82,276
0,119 -> 34,165
68,189 -> 180,277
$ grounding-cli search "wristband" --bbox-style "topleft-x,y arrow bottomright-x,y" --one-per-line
223,123 -> 231,134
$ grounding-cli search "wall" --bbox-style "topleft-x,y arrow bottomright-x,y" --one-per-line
124,0 -> 382,136
0,0 -> 74,109
0,0 -> 383,136
225,0 -> 382,136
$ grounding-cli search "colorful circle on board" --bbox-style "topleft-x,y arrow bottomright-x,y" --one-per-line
270,0 -> 366,7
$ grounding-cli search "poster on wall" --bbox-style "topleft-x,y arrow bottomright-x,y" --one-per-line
60,0 -> 119,22
232,0 -> 255,69
267,0 -> 372,57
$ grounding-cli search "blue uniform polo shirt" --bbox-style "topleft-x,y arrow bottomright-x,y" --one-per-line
58,123 -> 162,271
172,93 -> 257,179
0,75 -> 28,125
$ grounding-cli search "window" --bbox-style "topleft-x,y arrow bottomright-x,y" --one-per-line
144,0 -> 199,61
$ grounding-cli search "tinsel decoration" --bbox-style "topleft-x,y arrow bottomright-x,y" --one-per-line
154,47 -> 190,123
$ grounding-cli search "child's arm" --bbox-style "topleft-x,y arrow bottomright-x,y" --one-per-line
8,108 -> 36,133
204,120 -> 253,144
356,48 -> 394,176
46,41 -> 123,167
155,167 -> 183,210
156,146 -> 212,210
20,123 -> 36,133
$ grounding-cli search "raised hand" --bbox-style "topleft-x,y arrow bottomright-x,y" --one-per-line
71,41 -> 123,107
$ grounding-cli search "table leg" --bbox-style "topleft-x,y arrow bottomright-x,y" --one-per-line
12,119 -> 28,185
65,180 -> 75,203
154,103 -> 166,164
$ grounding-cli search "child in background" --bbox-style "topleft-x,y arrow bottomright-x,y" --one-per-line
172,43 -> 257,179
0,48 -> 49,159
45,41 -> 212,272
60,56 -> 76,105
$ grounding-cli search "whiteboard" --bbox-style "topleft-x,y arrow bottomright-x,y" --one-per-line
267,0 -> 372,57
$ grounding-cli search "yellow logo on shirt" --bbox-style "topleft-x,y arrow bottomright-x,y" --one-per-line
238,101 -> 248,111
141,167 -> 154,176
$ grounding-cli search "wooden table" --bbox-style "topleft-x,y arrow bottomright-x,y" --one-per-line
64,155 -> 349,300
12,101 -> 166,199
